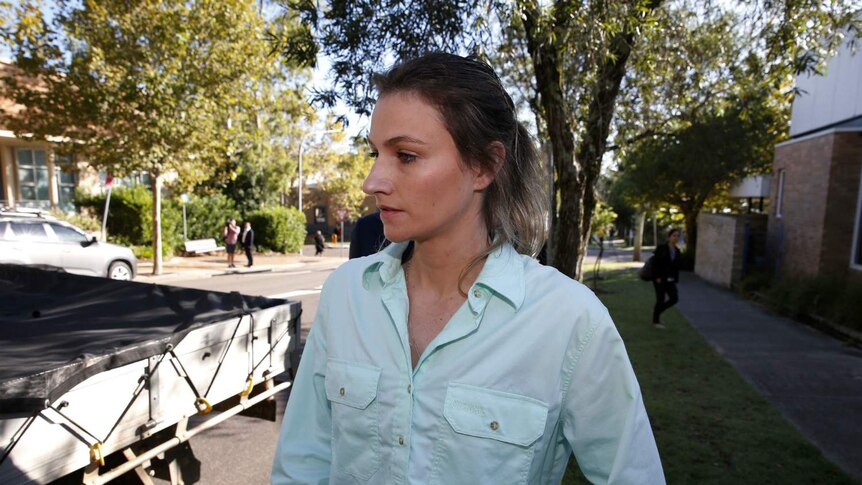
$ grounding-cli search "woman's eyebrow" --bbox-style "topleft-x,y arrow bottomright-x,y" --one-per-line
366,134 -> 427,148
383,135 -> 427,147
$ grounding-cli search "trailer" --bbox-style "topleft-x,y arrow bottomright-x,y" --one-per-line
0,264 -> 302,484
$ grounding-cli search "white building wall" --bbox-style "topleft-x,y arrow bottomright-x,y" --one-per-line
791,34 -> 862,137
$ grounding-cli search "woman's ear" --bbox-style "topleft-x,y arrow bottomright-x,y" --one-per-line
473,141 -> 505,191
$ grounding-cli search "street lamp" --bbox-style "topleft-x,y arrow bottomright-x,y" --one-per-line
298,129 -> 341,213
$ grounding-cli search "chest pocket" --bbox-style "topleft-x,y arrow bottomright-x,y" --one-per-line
430,382 -> 549,485
324,359 -> 382,481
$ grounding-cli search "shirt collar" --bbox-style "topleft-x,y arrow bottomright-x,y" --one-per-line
361,241 -> 525,311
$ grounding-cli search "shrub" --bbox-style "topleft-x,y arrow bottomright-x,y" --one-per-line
737,270 -> 772,297
75,185 -> 182,258
182,193 -> 238,242
829,282 -> 862,332
50,209 -> 101,234
246,206 -> 305,253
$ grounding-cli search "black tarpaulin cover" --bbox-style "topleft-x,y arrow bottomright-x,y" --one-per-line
0,264 -> 291,414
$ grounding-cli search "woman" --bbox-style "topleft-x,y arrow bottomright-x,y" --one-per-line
272,53 -> 663,484
652,228 -> 681,329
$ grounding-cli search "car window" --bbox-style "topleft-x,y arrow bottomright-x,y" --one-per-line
51,223 -> 89,243
9,221 -> 49,241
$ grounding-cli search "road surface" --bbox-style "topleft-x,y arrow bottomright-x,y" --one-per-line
154,259 -> 343,484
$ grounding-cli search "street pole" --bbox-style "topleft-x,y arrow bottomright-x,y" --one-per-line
180,193 -> 189,241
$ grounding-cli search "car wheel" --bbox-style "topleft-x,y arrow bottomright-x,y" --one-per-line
108,261 -> 132,280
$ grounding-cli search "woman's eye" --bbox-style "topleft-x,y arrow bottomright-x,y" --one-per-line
368,150 -> 379,159
398,152 -> 417,163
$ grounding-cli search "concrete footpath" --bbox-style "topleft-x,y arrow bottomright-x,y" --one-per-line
675,274 -> 862,480
135,243 -> 348,283
588,242 -> 862,479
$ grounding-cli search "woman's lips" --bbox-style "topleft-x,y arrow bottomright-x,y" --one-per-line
378,205 -> 403,218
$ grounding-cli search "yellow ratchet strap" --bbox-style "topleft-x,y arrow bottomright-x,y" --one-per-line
240,377 -> 254,397
194,397 -> 212,415
89,442 -> 105,466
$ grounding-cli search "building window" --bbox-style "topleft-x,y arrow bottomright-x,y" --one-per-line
775,169 -> 785,218
106,170 -> 152,190
314,205 -> 327,224
55,153 -> 78,212
852,168 -> 862,270
16,148 -> 50,209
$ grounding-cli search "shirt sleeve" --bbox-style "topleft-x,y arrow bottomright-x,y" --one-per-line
271,292 -> 332,484
562,315 -> 665,484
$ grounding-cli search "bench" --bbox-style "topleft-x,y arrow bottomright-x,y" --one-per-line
183,238 -> 225,255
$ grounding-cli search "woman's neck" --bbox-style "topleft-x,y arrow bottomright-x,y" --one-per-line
405,229 -> 490,298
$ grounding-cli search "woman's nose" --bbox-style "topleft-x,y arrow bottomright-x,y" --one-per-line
362,160 -> 391,196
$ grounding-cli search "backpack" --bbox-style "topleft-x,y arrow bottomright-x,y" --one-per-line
638,256 -> 655,281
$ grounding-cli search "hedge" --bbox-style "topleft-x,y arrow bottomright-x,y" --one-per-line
75,185 -> 182,257
246,206 -> 306,253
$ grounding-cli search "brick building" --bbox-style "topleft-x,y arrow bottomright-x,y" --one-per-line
767,38 -> 862,282
0,60 -> 103,212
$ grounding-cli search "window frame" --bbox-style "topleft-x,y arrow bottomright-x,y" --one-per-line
16,148 -> 50,205
54,153 -> 78,212
850,165 -> 862,271
775,169 -> 786,218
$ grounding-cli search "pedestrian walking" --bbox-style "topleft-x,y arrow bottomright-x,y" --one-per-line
271,53 -> 664,484
241,221 -> 254,267
651,228 -> 681,329
314,230 -> 326,256
223,218 -> 240,268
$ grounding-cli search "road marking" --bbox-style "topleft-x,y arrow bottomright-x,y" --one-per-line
269,286 -> 322,299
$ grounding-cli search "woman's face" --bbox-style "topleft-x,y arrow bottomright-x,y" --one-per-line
669,231 -> 680,245
363,91 -> 493,245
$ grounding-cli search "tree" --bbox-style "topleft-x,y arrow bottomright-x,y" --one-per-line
315,137 -> 375,219
1,0 -> 283,274
273,0 -> 859,281
611,1 -> 806,252
617,92 -> 782,251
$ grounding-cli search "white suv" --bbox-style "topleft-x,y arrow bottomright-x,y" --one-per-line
0,210 -> 137,280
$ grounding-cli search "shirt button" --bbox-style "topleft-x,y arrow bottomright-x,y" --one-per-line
339,387 -> 345,396
407,384 -> 412,394
398,436 -> 405,445
473,289 -> 482,298
489,421 -> 499,431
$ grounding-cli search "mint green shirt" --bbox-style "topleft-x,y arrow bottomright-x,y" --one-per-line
272,242 -> 664,484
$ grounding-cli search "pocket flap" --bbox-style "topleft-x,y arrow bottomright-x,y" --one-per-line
443,383 -> 548,447
325,359 -> 382,409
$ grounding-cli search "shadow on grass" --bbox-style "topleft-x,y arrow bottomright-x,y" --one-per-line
562,266 -> 853,484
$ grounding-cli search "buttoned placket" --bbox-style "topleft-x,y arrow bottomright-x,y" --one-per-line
378,263 -> 494,483
381,263 -> 431,484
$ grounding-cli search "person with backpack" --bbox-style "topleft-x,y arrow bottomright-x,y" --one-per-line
651,228 -> 682,329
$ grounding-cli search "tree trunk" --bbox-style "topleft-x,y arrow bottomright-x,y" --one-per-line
574,27 -> 638,278
682,210 -> 698,255
633,211 -> 646,262
151,173 -> 163,275
520,0 -> 662,281
521,3 -> 581,279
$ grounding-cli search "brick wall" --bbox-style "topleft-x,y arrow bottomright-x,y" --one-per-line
821,132 -> 862,279
697,213 -> 769,288
696,213 -> 737,287
767,135 -> 833,278
768,131 -> 862,280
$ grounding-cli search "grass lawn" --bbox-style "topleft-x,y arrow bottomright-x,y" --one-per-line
562,265 -> 854,484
